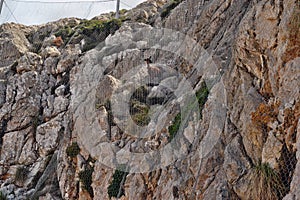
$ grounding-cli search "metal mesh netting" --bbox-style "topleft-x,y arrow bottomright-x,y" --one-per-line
0,0 -> 299,200
0,0 -> 133,25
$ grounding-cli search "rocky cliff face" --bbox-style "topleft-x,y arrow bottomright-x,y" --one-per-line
0,0 -> 299,199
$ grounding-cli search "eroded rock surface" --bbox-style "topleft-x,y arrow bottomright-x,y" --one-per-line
0,0 -> 299,199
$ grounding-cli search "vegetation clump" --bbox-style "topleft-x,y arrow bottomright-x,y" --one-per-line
79,165 -> 94,197
55,18 -> 123,52
66,142 -> 80,158
252,162 -> 286,200
251,101 -> 280,130
130,100 -> 151,126
196,82 -> 209,112
54,26 -> 75,43
0,192 -> 7,200
78,18 -> 122,36
129,86 -> 151,126
107,166 -> 129,198
168,112 -> 181,142
15,166 -> 29,184
167,82 -> 209,142
79,18 -> 123,52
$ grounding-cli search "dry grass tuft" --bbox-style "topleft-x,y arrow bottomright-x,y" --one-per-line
250,162 -> 286,200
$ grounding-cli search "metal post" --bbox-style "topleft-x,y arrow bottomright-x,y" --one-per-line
115,0 -> 120,19
0,0 -> 4,15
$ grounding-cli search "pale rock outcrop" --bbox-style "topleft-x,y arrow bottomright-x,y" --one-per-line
36,114 -> 64,157
41,46 -> 61,58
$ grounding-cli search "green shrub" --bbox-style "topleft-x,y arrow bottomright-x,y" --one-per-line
66,142 -> 80,158
55,18 -> 123,52
0,192 -> 7,200
196,82 -> 209,117
79,166 -> 94,197
107,167 -> 129,198
253,162 -> 286,199
79,18 -> 123,52
32,42 -> 43,54
15,166 -> 29,183
161,0 -> 183,18
79,18 -> 122,36
129,86 -> 151,126
119,9 -> 128,15
130,100 -> 151,126
55,26 -> 75,41
168,112 -> 181,141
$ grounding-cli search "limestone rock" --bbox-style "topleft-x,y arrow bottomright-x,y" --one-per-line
43,35 -> 57,47
91,161 -> 113,200
18,134 -> 38,165
223,135 -> 251,184
41,46 -> 61,58
262,131 -> 283,169
16,52 -> 42,74
0,24 -> 30,67
95,75 -> 120,106
0,127 -> 33,165
53,96 -> 69,116
56,45 -> 81,74
36,114 -> 64,156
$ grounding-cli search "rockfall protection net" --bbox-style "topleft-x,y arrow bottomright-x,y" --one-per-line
0,1 -> 298,199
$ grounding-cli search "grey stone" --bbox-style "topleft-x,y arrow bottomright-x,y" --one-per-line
41,46 -> 61,58
36,114 -> 64,156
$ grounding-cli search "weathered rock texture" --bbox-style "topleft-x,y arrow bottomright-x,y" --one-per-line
0,0 -> 299,199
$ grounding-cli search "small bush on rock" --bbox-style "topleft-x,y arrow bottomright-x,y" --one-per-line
196,82 -> 209,116
66,142 -> 80,158
107,167 -> 129,198
15,166 -> 29,184
0,192 -> 7,200
168,112 -> 181,142
252,162 -> 286,199
79,165 -> 94,197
